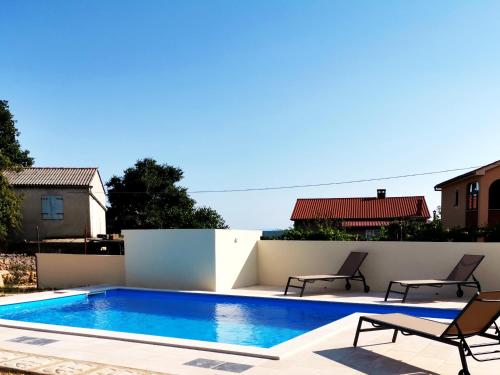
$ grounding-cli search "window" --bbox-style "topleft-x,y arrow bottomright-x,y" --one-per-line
365,229 -> 380,240
454,190 -> 459,207
41,196 -> 64,220
466,182 -> 479,210
489,180 -> 500,209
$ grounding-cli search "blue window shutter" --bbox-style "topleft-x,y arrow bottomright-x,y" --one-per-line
41,196 -> 64,220
53,196 -> 64,219
41,196 -> 50,219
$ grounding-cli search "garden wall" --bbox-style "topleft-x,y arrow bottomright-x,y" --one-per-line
257,241 -> 500,296
36,254 -> 125,288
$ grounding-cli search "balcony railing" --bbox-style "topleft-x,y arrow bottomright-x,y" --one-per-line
488,209 -> 500,226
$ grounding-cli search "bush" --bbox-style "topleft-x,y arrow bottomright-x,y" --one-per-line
483,224 -> 500,242
278,220 -> 358,241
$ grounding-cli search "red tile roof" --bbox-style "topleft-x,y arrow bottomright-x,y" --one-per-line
3,167 -> 99,187
291,196 -> 430,221
341,220 -> 391,228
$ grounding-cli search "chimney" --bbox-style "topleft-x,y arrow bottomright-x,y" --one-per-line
377,189 -> 386,199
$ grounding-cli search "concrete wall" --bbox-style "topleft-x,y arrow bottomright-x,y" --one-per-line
215,230 -> 261,290
124,229 -> 262,291
89,172 -> 107,237
15,187 -> 90,240
89,195 -> 106,237
36,254 -> 125,288
441,183 -> 468,229
258,241 -> 500,296
124,229 -> 217,290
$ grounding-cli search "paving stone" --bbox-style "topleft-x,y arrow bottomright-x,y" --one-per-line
37,360 -> 100,374
213,362 -> 253,373
7,336 -> 58,346
87,366 -> 151,375
184,358 -> 224,369
0,355 -> 57,370
0,350 -> 28,363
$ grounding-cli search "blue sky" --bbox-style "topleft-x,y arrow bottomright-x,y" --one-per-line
1,1 -> 500,229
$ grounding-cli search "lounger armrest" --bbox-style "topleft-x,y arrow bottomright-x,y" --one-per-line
477,298 -> 500,302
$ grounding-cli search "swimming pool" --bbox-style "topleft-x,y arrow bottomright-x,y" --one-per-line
0,288 -> 458,350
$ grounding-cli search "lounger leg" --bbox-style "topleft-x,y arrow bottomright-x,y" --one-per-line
345,280 -> 351,290
284,277 -> 293,296
299,280 -> 307,297
392,329 -> 398,343
353,318 -> 364,347
402,286 -> 410,303
358,271 -> 370,293
457,342 -> 470,375
384,282 -> 393,301
473,275 -> 482,292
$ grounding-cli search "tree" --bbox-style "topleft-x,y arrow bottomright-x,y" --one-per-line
279,220 -> 357,241
0,177 -> 22,243
0,101 -> 33,169
106,158 -> 227,232
0,100 -> 33,245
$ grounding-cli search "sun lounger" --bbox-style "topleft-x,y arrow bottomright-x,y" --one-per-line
284,251 -> 370,297
354,290 -> 500,375
384,254 -> 484,303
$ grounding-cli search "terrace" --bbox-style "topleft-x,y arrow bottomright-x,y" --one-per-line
0,229 -> 499,375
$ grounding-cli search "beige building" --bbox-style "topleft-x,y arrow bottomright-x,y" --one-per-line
4,167 -> 106,240
435,160 -> 500,229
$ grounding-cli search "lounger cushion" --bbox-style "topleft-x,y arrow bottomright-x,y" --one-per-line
364,313 -> 449,337
291,274 -> 351,280
392,279 -> 462,285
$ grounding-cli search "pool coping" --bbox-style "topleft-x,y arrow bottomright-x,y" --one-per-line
0,285 -> 457,360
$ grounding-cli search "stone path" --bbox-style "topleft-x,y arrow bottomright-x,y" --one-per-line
0,348 -> 168,375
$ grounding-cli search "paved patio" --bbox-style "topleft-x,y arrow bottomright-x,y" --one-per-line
0,286 -> 497,375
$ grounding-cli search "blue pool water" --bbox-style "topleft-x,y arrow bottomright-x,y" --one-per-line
0,288 -> 459,348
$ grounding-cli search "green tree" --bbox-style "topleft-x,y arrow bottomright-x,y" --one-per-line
106,158 -> 227,232
0,101 -> 33,169
279,220 -> 357,241
0,100 -> 33,244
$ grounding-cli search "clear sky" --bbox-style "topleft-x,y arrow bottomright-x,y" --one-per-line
1,1 -> 500,229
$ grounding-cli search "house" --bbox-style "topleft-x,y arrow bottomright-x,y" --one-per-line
435,160 -> 500,229
3,167 -> 106,240
290,189 -> 430,238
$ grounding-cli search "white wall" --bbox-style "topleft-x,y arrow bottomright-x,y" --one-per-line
124,229 -> 217,290
89,173 -> 107,237
258,241 -> 500,296
215,230 -> 261,290
89,196 -> 106,237
123,229 -> 262,292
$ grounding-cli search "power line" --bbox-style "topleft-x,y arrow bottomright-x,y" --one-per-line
187,166 -> 480,194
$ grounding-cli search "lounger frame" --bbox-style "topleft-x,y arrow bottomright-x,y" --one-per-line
284,252 -> 369,297
284,270 -> 369,297
354,293 -> 500,375
384,254 -> 484,303
384,276 -> 482,303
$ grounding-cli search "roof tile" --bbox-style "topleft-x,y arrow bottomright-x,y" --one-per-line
3,168 -> 98,187
291,196 -> 430,221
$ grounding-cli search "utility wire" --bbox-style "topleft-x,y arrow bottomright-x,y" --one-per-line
104,165 -> 479,195
187,166 -> 480,194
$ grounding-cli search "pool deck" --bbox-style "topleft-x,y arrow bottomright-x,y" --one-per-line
0,285 -> 498,375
